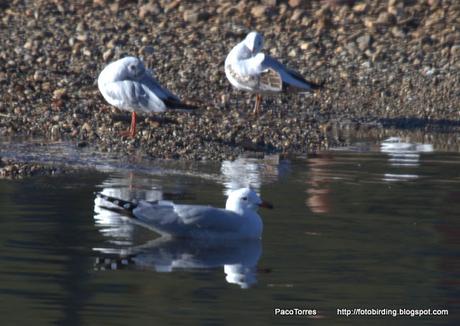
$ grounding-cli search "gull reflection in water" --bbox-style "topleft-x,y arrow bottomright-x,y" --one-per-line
220,155 -> 290,195
380,137 -> 433,182
93,237 -> 262,289
305,154 -> 334,214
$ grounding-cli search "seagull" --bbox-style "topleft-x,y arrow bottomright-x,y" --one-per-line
98,187 -> 273,240
224,31 -> 322,115
98,56 -> 196,138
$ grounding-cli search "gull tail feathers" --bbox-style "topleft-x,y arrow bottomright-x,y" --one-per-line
97,193 -> 138,213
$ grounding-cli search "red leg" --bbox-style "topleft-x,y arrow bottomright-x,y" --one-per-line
119,112 -> 137,138
253,94 -> 262,115
130,112 -> 137,138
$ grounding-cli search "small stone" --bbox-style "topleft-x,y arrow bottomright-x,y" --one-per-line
299,42 -> 310,50
102,48 -> 113,61
356,34 -> 371,51
353,3 -> 367,13
364,18 -> 375,29
345,42 -> 359,57
81,122 -> 92,133
288,49 -> 297,57
262,0 -> 277,6
450,45 -> 460,57
164,0 -> 180,12
139,2 -> 159,19
140,45 -> 155,56
53,88 -> 67,100
183,9 -> 209,23
288,0 -> 301,8
291,9 -> 304,21
391,27 -> 405,38
50,125 -> 60,138
250,5 -> 267,18
376,12 -> 394,25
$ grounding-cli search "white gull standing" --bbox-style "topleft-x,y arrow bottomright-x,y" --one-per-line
225,31 -> 322,115
98,187 -> 273,240
98,56 -> 196,138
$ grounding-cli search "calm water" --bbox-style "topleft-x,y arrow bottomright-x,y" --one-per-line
0,137 -> 459,325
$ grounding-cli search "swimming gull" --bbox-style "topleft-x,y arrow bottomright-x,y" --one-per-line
98,56 -> 196,138
225,31 -> 322,115
98,187 -> 273,240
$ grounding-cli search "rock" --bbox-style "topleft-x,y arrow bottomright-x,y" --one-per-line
262,0 -> 277,6
81,122 -> 92,134
353,3 -> 367,13
183,9 -> 209,23
250,5 -> 268,18
356,34 -> 371,51
390,27 -> 405,38
102,48 -> 113,61
300,42 -> 310,50
53,88 -> 67,100
291,9 -> 304,21
376,12 -> 395,25
164,0 -> 180,12
139,2 -> 159,19
345,42 -> 359,57
288,0 -> 301,8
140,45 -> 155,56
450,45 -> 460,57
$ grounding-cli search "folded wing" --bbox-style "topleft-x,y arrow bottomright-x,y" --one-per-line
133,202 -> 244,237
103,79 -> 167,113
261,55 -> 322,92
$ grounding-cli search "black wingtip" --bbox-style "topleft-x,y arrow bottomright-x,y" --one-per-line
309,81 -> 324,90
97,193 -> 138,212
163,99 -> 199,111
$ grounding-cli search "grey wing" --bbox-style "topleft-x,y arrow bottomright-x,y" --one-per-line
261,55 -> 321,91
139,71 -> 180,102
139,72 -> 196,111
174,205 -> 244,232
133,203 -> 243,235
104,79 -> 167,113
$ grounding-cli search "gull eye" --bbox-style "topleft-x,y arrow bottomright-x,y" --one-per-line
242,197 -> 248,201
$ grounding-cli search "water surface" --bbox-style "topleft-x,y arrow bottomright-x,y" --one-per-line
0,137 -> 459,325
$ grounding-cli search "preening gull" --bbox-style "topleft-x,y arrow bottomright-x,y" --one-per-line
98,187 -> 273,240
98,56 -> 196,138
225,31 -> 322,115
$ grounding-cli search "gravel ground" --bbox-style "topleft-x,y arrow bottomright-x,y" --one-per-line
0,157 -> 79,178
0,0 -> 459,161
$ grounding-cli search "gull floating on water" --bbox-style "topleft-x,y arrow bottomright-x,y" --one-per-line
98,56 -> 196,138
98,187 -> 273,240
225,31 -> 322,115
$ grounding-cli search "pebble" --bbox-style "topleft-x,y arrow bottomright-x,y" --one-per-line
251,5 -> 267,18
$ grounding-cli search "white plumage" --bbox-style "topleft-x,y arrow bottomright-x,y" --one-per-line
98,56 -> 195,137
225,32 -> 322,114
99,187 -> 273,240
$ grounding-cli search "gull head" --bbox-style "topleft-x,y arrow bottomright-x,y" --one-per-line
119,56 -> 145,79
244,32 -> 264,55
225,187 -> 273,214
